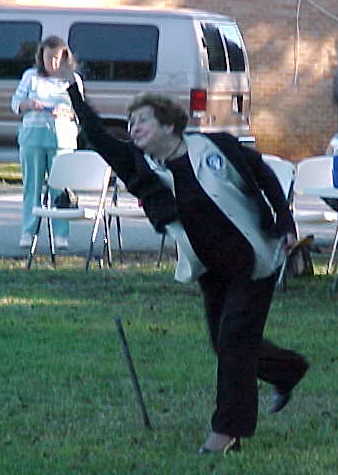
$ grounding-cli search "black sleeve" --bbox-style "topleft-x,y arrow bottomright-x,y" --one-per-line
241,144 -> 296,235
68,82 -> 134,184
141,191 -> 178,233
68,82 -> 178,232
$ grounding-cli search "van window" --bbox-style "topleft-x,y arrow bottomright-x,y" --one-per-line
69,23 -> 159,81
202,23 -> 227,71
0,21 -> 41,79
218,25 -> 245,72
202,23 -> 246,72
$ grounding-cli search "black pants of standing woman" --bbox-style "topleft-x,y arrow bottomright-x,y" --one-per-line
198,269 -> 309,438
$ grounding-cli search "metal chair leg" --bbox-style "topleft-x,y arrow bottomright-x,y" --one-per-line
115,216 -> 123,263
327,223 -> 338,274
85,213 -> 103,271
105,213 -> 123,265
156,233 -> 166,268
26,216 -> 43,270
27,183 -> 52,270
102,211 -> 112,268
105,176 -> 124,265
275,257 -> 288,292
85,241 -> 94,271
46,217 -> 56,268
27,234 -> 38,270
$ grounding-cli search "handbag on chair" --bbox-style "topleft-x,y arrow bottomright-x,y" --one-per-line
54,188 -> 79,209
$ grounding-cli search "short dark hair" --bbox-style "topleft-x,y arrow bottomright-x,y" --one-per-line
35,35 -> 77,76
128,93 -> 188,137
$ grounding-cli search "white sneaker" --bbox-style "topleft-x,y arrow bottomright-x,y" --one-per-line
19,232 -> 33,248
54,236 -> 69,250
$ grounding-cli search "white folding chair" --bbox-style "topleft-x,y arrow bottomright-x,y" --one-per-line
262,154 -> 296,290
262,154 -> 296,203
27,150 -> 111,270
104,189 -> 166,268
293,155 -> 338,273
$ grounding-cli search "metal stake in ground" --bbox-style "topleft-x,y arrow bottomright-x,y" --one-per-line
114,318 -> 152,430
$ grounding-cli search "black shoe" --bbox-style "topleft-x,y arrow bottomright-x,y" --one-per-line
198,436 -> 241,455
270,360 -> 310,414
270,390 -> 291,413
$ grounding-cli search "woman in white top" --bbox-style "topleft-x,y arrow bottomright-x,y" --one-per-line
11,35 -> 84,249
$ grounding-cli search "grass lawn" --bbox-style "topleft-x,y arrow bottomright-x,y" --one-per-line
0,255 -> 337,474
0,162 -> 21,184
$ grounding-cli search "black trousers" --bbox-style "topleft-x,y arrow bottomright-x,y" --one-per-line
198,270 -> 308,438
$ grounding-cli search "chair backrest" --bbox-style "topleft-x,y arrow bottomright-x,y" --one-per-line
48,150 -> 111,191
294,155 -> 333,194
262,154 -> 295,200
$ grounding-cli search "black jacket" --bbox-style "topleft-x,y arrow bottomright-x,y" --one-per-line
68,83 -> 295,236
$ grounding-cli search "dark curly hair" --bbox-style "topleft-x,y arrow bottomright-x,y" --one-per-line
128,93 -> 188,137
35,35 -> 77,76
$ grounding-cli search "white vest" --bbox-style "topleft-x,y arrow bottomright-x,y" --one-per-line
145,134 -> 284,283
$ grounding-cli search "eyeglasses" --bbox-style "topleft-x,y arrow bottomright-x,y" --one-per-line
128,110 -> 154,132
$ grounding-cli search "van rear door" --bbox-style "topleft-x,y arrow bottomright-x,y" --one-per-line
201,21 -> 252,142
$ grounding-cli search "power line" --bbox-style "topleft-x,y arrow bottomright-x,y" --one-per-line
305,0 -> 338,23
293,0 -> 338,86
294,0 -> 302,86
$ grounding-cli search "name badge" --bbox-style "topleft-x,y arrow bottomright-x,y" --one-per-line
206,153 -> 224,170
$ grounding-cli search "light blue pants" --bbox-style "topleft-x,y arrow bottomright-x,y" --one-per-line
19,146 -> 71,237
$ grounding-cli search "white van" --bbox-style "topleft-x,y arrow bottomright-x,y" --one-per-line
0,5 -> 254,148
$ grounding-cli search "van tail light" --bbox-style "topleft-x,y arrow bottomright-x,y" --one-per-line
190,89 -> 207,116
